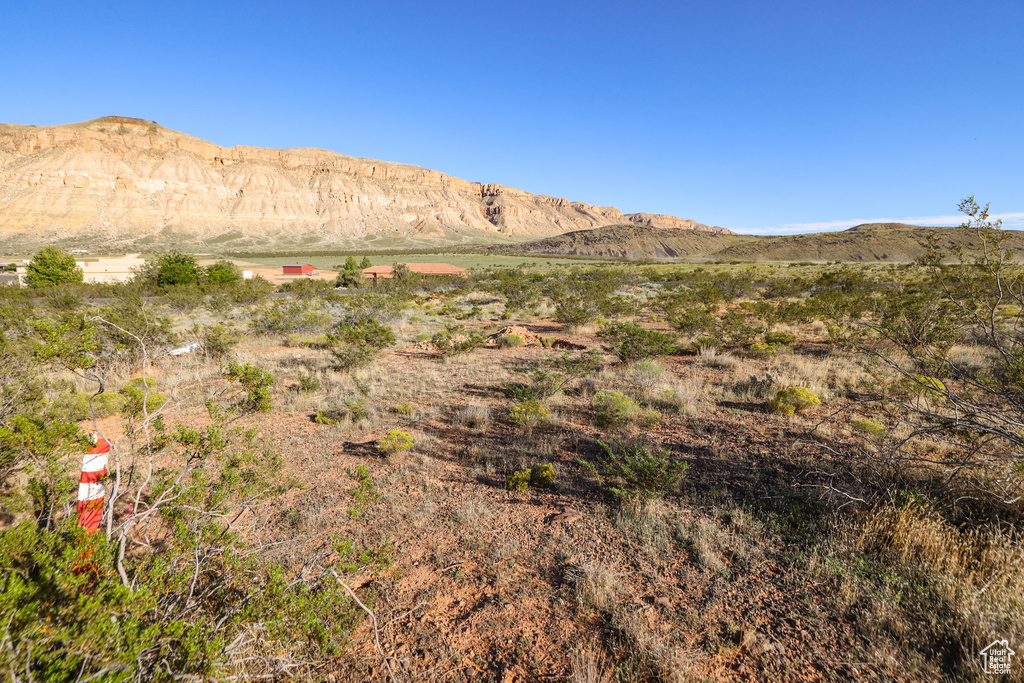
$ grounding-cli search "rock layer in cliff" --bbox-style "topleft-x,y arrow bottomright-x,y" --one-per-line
0,116 -> 728,252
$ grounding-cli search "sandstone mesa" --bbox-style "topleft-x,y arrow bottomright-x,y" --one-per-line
0,116 -> 729,250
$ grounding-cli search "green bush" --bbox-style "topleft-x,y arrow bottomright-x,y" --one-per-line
851,418 -> 887,437
597,321 -> 680,363
530,463 -> 557,488
496,334 -> 525,349
345,399 -> 369,422
593,390 -> 640,430
298,373 -> 321,393
378,429 -> 413,455
431,325 -> 487,357
769,387 -> 821,416
510,399 -> 549,427
201,324 -> 241,360
911,374 -> 947,395
314,409 -> 338,426
389,402 -> 414,415
27,247 -> 84,287
507,469 -> 531,492
582,439 -> 689,500
46,392 -> 125,421
748,342 -> 777,357
764,330 -> 797,346
120,378 -> 167,419
222,362 -> 276,412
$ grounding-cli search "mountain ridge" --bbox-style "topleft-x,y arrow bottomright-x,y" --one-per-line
495,222 -> 1024,263
0,116 -> 729,252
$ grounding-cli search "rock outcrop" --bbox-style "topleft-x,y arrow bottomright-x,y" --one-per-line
0,116 -> 727,251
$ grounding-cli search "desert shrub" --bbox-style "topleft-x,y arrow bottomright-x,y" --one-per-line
507,469 -> 531,492
378,429 -> 413,455
670,306 -> 717,338
531,463 -> 557,488
344,399 -> 369,422
298,374 -> 321,393
45,392 -> 124,421
510,399 -> 549,428
851,417 -> 887,437
598,321 -> 680,364
415,332 -> 432,341
0,403 -> 361,681
496,333 -> 525,349
764,330 -> 798,345
222,362 -> 276,412
638,409 -> 663,429
119,378 -> 168,418
330,319 -> 396,371
504,350 -> 601,403
593,390 -> 640,431
201,323 -> 241,360
278,278 -> 338,301
314,409 -> 338,425
347,465 -> 381,517
249,301 -> 332,335
389,402 -> 414,416
88,298 -> 175,371
909,373 -> 946,395
552,295 -> 599,328
769,386 -> 821,416
430,325 -> 486,357
748,342 -> 777,357
225,275 -> 275,305
583,439 -> 689,500
628,360 -> 665,401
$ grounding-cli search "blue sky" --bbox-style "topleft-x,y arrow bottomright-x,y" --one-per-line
2,1 -> 1021,234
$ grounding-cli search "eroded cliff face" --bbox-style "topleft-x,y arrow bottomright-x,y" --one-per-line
0,116 -> 727,250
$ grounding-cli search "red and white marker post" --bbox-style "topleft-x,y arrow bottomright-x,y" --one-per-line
77,430 -> 109,534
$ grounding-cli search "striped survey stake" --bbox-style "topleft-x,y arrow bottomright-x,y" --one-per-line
77,432 -> 110,534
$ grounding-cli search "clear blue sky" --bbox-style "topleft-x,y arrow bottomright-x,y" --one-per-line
2,1 -> 1021,234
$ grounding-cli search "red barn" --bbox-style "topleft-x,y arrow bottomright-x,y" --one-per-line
282,263 -> 317,275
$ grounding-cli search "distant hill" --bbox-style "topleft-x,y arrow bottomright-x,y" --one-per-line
0,116 -> 722,252
497,222 -> 1024,263
492,224 -> 747,259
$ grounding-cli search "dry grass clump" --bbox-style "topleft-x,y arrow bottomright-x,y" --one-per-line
610,609 -> 702,683
697,345 -> 739,369
569,645 -> 615,683
451,403 -> 492,430
817,503 -> 1024,677
567,559 -> 621,612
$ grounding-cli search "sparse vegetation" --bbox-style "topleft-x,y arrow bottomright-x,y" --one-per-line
3,218 -> 1023,680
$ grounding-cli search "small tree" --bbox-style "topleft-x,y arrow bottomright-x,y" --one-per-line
155,251 -> 202,287
26,246 -> 83,287
334,256 -> 363,289
205,259 -> 242,285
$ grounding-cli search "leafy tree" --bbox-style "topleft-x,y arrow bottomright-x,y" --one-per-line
358,256 -> 372,269
334,256 -> 363,289
26,246 -> 83,287
205,259 -> 241,285
390,262 -> 417,288
155,251 -> 202,287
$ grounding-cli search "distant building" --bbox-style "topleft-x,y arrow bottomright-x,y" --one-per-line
282,263 -> 318,275
241,270 -> 254,279
0,273 -> 21,286
363,263 -> 469,281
